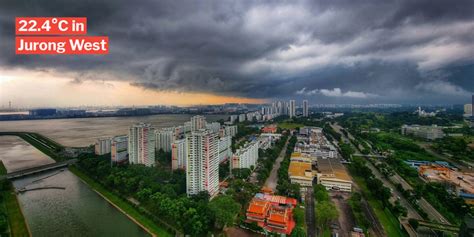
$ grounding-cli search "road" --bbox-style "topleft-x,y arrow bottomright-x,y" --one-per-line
335,124 -> 451,224
364,159 -> 422,220
264,137 -> 289,191
305,188 -> 316,237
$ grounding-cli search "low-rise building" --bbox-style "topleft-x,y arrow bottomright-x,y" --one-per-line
288,160 -> 313,188
401,124 -> 445,140
246,193 -> 297,235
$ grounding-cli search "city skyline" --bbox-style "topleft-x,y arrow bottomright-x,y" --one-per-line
1,0 -> 473,106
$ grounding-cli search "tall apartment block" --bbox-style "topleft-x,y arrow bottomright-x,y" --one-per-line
289,100 -> 296,118
95,137 -> 112,155
191,115 -> 206,131
303,100 -> 309,117
128,123 -> 156,167
155,128 -> 175,152
171,139 -> 187,170
186,129 -> 220,198
111,135 -> 128,163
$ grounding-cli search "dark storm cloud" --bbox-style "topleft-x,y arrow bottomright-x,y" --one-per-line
0,0 -> 473,103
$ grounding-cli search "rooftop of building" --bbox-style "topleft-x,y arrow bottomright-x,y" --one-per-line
317,158 -> 351,182
289,160 -> 313,179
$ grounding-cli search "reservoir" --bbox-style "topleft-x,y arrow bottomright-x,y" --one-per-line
0,114 -> 228,147
0,114 -> 228,236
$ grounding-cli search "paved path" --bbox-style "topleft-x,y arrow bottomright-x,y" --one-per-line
264,138 -> 289,191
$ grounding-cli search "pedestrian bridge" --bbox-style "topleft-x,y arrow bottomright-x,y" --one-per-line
2,159 -> 78,180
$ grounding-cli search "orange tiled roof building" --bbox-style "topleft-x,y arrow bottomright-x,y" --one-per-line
246,193 -> 296,235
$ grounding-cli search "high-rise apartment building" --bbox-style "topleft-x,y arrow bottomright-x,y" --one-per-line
231,140 -> 259,169
289,100 -> 296,118
171,139 -> 187,170
95,137 -> 112,155
303,100 -> 309,117
191,115 -> 206,131
128,123 -> 156,167
111,135 -> 128,163
155,128 -> 175,152
186,130 -> 220,198
239,113 -> 246,122
206,122 -> 221,133
465,104 -> 473,117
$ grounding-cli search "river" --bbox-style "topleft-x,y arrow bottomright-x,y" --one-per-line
0,114 -> 228,236
0,114 -> 228,147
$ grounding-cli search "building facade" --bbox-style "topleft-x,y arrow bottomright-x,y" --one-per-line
95,137 -> 112,155
303,100 -> 308,117
186,130 -> 220,198
231,140 -> 259,169
171,139 -> 187,170
111,135 -> 128,163
289,100 -> 296,118
128,123 -> 156,167
155,128 -> 175,152
191,115 -> 206,131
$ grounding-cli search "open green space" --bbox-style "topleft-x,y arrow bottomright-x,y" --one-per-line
70,166 -> 172,237
352,176 -> 406,237
277,122 -> 304,129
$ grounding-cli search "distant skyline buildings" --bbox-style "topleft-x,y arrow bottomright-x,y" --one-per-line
303,100 -> 309,117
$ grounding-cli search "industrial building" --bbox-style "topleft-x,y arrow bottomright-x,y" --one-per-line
288,153 -> 314,188
316,157 -> 352,192
401,124 -> 445,140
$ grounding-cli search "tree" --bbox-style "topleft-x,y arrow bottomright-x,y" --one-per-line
408,218 -> 419,230
315,201 -> 338,228
291,226 -> 306,237
209,196 -> 241,229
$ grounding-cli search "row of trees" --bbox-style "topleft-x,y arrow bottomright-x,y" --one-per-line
313,185 -> 338,232
350,157 -> 408,218
275,136 -> 300,200
255,135 -> 288,184
75,157 -> 240,235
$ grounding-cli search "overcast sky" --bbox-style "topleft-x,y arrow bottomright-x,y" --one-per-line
0,0 -> 473,107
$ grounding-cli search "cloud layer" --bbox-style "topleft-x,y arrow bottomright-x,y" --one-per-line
0,0 -> 473,104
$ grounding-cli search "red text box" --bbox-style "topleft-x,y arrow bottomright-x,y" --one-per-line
16,17 -> 87,35
16,36 -> 108,55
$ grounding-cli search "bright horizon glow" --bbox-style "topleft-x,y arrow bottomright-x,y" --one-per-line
0,69 -> 265,108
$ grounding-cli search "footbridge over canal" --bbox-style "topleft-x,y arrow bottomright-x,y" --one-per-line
2,159 -> 78,180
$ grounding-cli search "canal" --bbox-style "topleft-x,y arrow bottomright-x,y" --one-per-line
0,136 -> 149,237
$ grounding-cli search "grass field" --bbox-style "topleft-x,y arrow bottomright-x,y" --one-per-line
278,122 -> 304,129
0,162 -> 29,237
353,176 -> 407,237
70,166 -> 173,237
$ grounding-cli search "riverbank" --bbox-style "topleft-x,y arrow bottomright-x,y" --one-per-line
0,162 -> 30,237
69,166 -> 172,237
